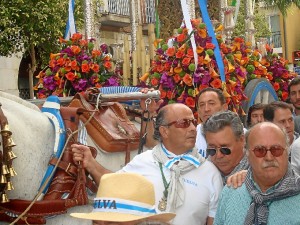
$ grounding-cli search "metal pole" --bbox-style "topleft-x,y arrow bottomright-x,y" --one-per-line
84,0 -> 95,39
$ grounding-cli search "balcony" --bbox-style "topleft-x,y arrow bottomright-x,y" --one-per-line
99,0 -> 156,27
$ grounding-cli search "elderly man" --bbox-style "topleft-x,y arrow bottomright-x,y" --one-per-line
72,103 -> 223,225
214,122 -> 300,225
139,87 -> 228,156
202,110 -> 249,184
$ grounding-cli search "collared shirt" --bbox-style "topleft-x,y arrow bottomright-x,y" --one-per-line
214,181 -> 300,225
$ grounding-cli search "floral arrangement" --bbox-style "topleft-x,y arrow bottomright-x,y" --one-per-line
35,33 -> 120,98
146,18 -> 296,116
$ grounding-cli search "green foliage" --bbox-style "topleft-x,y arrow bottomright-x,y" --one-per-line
259,0 -> 300,16
0,0 -> 85,67
233,0 -> 271,39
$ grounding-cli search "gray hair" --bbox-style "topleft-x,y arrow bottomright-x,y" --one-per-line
153,106 -> 168,141
245,122 -> 290,152
202,110 -> 244,139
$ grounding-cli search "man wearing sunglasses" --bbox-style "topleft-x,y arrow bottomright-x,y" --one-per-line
202,111 -> 249,184
214,122 -> 300,225
72,103 -> 223,225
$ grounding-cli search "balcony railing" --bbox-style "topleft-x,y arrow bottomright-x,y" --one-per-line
268,31 -> 282,48
99,0 -> 156,24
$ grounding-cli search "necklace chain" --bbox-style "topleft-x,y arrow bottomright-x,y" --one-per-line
159,162 -> 170,199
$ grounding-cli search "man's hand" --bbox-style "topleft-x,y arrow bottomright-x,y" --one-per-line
140,88 -> 163,114
72,144 -> 97,174
226,170 -> 248,188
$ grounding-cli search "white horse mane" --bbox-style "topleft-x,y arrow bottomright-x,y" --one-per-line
0,91 -> 40,111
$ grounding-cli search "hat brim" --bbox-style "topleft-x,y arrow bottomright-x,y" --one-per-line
70,211 -> 175,222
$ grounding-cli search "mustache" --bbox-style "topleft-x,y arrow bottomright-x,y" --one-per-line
262,161 -> 279,168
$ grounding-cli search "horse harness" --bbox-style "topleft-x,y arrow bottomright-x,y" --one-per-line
0,102 -> 98,224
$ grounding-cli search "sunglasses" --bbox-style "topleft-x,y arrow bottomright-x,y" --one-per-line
252,145 -> 286,158
206,147 -> 231,156
162,118 -> 197,128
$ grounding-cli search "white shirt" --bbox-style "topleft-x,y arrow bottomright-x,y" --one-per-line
120,150 -> 223,225
196,124 -> 207,157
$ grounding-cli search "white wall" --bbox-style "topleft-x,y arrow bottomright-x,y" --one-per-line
0,53 -> 22,96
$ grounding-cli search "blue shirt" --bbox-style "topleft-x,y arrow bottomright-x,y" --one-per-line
214,183 -> 300,225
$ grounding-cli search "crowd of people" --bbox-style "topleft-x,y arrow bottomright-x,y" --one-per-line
70,76 -> 300,225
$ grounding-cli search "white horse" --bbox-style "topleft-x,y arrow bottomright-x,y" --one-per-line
0,91 -> 142,225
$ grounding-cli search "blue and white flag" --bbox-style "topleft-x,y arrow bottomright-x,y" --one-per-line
64,0 -> 76,40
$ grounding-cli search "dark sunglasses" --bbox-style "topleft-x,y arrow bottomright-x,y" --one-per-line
252,145 -> 286,158
162,118 -> 197,128
206,147 -> 232,156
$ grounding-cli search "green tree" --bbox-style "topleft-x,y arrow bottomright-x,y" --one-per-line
259,0 -> 300,16
233,0 -> 271,39
0,0 -> 84,98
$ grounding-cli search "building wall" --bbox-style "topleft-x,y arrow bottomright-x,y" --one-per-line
0,54 -> 22,96
281,4 -> 300,62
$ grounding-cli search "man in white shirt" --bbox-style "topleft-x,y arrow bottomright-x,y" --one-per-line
72,103 -> 223,225
196,88 -> 228,157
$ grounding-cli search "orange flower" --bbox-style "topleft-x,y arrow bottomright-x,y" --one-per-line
273,82 -> 280,91
91,64 -> 100,72
210,78 -> 222,89
182,57 -> 191,66
183,74 -> 193,86
196,46 -> 204,54
177,34 -> 186,43
185,97 -> 195,108
81,63 -> 90,73
92,50 -> 101,57
103,61 -> 112,69
71,33 -> 82,41
71,45 -> 81,54
166,47 -> 176,56
65,72 -> 76,81
174,66 -> 182,73
173,74 -> 181,83
198,29 -> 207,38
70,60 -> 78,70
79,39 -> 88,47
49,59 -> 56,68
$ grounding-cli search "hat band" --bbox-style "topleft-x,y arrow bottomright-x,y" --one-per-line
93,198 -> 156,216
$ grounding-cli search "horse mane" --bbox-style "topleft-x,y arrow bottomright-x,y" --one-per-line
0,91 -> 40,112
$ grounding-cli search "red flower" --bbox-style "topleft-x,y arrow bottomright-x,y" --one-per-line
176,50 -> 185,59
177,34 -> 186,43
103,61 -> 112,69
81,63 -> 90,73
210,78 -> 222,89
182,57 -> 191,66
65,72 -> 76,81
282,91 -> 288,101
273,82 -> 280,91
183,74 -> 193,86
185,97 -> 195,108
166,47 -> 176,56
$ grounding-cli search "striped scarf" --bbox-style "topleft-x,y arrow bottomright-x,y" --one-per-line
244,165 -> 300,225
152,144 -> 205,212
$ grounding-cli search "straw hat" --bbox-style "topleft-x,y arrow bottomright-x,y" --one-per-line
71,173 -> 175,222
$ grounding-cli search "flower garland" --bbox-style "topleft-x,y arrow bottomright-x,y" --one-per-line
35,33 -> 120,98
147,19 -> 296,116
